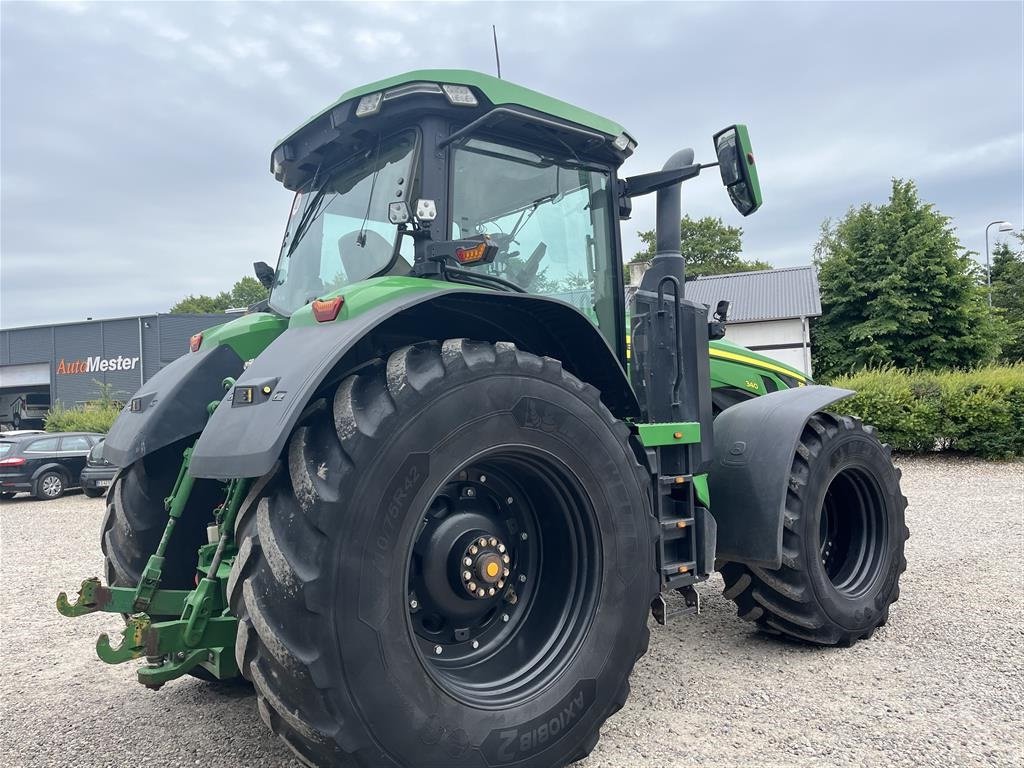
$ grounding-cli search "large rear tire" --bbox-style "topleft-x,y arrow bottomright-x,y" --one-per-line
100,438 -> 225,609
228,340 -> 657,768
719,412 -> 908,645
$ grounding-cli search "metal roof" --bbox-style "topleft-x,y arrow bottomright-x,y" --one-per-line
278,69 -> 632,151
685,266 -> 821,323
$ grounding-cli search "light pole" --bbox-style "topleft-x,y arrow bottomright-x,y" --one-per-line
985,220 -> 1014,307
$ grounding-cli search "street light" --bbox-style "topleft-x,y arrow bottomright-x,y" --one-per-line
985,220 -> 1014,306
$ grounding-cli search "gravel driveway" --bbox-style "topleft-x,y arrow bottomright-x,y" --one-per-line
1,456 -> 1021,767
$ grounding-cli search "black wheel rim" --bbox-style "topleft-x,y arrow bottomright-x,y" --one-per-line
818,465 -> 888,598
406,449 -> 601,708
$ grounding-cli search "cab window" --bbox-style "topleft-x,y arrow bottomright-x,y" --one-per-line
450,137 -> 619,348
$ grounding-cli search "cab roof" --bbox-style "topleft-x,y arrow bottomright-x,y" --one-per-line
271,69 -> 636,190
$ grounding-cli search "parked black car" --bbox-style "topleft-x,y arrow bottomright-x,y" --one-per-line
0,432 -> 104,500
80,438 -> 118,498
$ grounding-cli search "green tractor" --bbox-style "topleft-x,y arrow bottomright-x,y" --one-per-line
58,70 -> 907,768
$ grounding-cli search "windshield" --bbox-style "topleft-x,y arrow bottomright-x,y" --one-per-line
450,138 -> 618,347
270,130 -> 419,315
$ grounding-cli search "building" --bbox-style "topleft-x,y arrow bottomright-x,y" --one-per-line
685,266 -> 821,376
0,313 -> 231,427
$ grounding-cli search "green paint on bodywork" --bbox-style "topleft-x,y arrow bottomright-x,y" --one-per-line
735,125 -> 763,212
288,275 -> 482,328
709,337 -> 808,384
693,474 -> 710,507
278,69 -> 632,152
636,422 -> 701,447
199,312 -> 288,360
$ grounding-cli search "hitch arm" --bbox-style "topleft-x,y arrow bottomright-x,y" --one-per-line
57,578 -> 191,618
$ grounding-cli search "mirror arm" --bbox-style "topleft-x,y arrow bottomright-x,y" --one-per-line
621,163 -> 704,199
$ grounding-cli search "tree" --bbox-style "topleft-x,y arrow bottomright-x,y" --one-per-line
811,179 -> 1001,379
170,276 -> 267,314
632,215 -> 772,277
990,232 -> 1024,362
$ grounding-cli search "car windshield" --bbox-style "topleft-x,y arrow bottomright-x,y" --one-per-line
450,137 -> 618,347
269,130 -> 419,315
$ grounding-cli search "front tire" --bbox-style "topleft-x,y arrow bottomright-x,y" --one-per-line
228,340 -> 657,768
720,413 -> 908,645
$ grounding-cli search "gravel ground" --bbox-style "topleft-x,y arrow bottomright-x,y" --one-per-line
1,455 -> 1021,767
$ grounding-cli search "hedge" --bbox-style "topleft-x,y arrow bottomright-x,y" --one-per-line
830,364 -> 1024,459
44,401 -> 122,434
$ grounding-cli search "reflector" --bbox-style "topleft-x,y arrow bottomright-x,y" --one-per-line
311,296 -> 344,323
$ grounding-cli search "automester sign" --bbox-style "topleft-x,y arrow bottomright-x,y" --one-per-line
56,355 -> 140,375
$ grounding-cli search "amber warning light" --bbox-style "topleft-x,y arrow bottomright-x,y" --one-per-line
312,296 -> 344,323
455,240 -> 499,266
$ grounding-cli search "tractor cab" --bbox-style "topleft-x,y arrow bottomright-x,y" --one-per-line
268,70 -> 640,354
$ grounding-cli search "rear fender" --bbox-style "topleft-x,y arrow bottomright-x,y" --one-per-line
102,344 -> 244,469
189,289 -> 637,480
708,386 -> 853,568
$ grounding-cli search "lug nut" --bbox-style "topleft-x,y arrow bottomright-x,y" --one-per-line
463,571 -> 472,581
479,537 -> 488,548
502,613 -> 510,622
519,574 -> 527,583
489,537 -> 497,547
409,599 -> 419,610
477,588 -> 486,597
434,645 -> 443,655
470,545 -> 479,555
520,532 -> 528,541
503,568 -> 510,577
497,580 -> 505,588
464,557 -> 473,567
479,475 -> 487,483
465,488 -> 476,497
468,582 -> 477,592
506,496 -> 514,504
497,543 -> 506,554
488,588 -> 496,596
502,554 -> 510,564
472,640 -> 480,649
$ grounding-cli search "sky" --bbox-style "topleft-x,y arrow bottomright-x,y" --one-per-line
1,0 -> 1022,327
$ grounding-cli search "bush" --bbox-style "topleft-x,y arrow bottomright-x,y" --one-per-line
44,401 -> 122,434
43,378 -> 125,435
831,364 -> 1024,459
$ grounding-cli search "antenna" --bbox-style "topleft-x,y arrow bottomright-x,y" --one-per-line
492,25 -> 502,79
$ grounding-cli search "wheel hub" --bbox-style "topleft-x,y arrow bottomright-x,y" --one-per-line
406,453 -> 601,707
408,470 -> 530,656
460,535 -> 510,598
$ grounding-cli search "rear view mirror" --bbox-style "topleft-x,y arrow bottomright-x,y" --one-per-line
713,125 -> 762,216
253,261 -> 276,290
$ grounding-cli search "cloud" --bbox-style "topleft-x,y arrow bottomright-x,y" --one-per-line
1,1 -> 1022,327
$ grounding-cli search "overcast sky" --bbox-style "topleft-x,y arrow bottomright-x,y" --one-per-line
2,1 -> 1021,327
